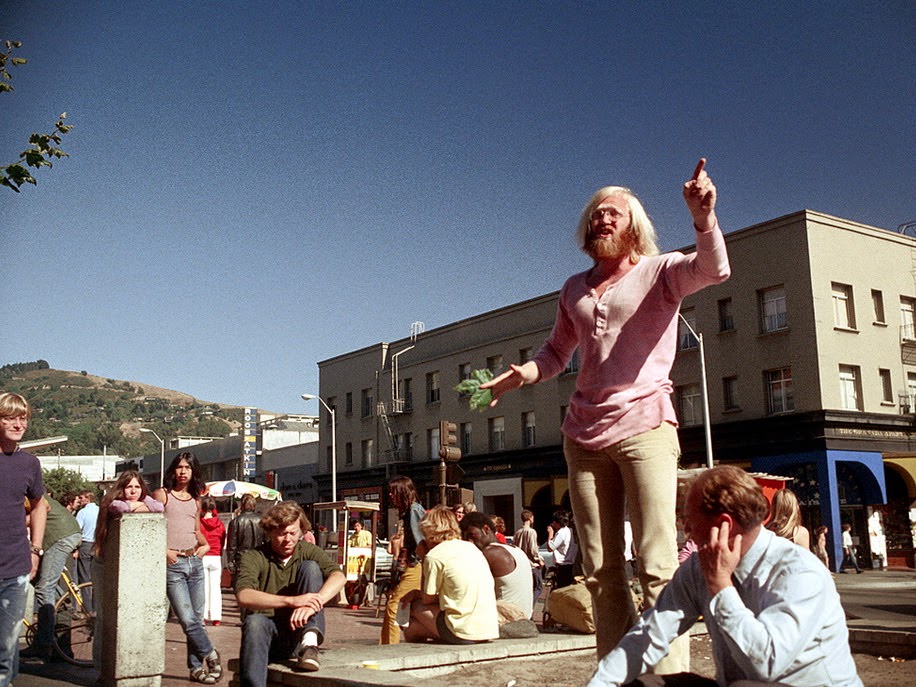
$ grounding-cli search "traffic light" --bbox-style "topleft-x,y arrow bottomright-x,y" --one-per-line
439,420 -> 461,462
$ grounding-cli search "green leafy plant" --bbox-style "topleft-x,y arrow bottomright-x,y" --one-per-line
454,368 -> 494,411
1,40 -> 72,192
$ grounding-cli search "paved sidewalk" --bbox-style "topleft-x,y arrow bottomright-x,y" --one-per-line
16,568 -> 916,687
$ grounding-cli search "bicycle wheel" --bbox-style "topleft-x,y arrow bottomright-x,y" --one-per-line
22,618 -> 37,648
52,582 -> 94,666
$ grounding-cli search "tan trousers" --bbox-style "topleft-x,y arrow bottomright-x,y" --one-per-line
379,563 -> 422,644
564,423 -> 689,673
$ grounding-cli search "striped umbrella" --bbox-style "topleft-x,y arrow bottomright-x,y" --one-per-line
205,480 -> 281,500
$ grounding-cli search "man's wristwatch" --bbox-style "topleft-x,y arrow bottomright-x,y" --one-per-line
30,545 -> 43,557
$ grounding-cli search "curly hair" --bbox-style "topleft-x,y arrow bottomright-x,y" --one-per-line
688,466 -> 770,530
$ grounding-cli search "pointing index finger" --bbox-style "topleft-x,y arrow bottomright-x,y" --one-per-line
691,158 -> 707,181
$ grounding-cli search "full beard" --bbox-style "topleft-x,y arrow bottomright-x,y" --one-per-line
584,232 -> 630,261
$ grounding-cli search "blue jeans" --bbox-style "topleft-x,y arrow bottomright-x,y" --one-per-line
0,575 -> 29,687
33,532 -> 82,648
76,541 -> 95,613
239,561 -> 326,687
166,556 -> 213,670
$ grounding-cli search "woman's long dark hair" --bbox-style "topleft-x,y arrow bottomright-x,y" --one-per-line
163,451 -> 207,498
388,475 -> 417,515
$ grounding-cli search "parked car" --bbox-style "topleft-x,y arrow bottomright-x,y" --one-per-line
539,542 -> 555,570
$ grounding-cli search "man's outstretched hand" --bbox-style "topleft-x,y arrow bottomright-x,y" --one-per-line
480,362 -> 540,407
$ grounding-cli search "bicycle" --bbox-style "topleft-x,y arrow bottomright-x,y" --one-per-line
22,567 -> 94,666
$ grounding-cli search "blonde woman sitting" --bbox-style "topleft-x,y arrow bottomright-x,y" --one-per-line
402,505 -> 498,644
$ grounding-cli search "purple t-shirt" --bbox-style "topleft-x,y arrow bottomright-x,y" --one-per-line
0,449 -> 45,579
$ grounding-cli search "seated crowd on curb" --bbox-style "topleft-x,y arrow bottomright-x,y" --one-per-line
4,385 -> 864,687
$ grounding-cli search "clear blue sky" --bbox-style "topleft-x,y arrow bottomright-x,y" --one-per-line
3,1 -> 913,413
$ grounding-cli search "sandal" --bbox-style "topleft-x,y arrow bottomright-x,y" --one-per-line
205,649 -> 222,680
190,667 -> 216,684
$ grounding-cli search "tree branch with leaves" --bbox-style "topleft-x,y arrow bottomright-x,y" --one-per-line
1,39 -> 72,192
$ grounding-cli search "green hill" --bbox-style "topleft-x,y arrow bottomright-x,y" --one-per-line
0,360 -> 244,457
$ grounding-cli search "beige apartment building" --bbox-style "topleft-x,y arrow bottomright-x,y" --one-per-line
315,210 -> 916,570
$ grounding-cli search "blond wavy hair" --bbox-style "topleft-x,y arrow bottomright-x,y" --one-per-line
575,186 -> 659,263
420,505 -> 460,546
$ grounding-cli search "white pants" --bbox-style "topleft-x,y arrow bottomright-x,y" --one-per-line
202,555 -> 223,622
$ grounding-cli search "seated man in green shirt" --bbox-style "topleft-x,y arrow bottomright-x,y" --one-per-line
235,502 -> 345,685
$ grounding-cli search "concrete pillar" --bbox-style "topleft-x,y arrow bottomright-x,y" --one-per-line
99,513 -> 168,687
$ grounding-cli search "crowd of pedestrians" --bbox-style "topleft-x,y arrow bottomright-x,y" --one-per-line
3,387 -> 873,687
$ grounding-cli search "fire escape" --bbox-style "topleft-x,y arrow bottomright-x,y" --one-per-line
379,322 -> 424,463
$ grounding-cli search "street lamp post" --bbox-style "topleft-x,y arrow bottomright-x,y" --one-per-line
678,314 -> 713,470
301,393 -> 337,525
139,428 -> 166,487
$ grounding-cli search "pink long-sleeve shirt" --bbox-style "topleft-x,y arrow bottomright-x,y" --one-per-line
533,224 -> 730,451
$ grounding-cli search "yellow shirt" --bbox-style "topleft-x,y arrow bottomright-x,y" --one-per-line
348,529 -> 372,548
423,539 -> 498,641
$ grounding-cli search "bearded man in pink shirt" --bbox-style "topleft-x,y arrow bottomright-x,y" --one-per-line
484,159 -> 730,671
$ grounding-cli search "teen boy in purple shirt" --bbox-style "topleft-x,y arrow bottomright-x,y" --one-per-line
484,159 -> 730,669
0,393 -> 47,687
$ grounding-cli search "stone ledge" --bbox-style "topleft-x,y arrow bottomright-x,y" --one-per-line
848,628 -> 916,659
228,632 -> 597,687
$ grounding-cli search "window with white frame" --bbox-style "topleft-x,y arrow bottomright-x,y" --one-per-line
460,422 -> 472,455
489,416 -> 505,451
765,367 -> 794,414
718,298 -> 734,332
459,362 -> 471,381
426,371 -> 441,404
361,388 -> 374,418
676,383 -> 703,425
759,286 -> 788,333
723,376 -> 739,411
522,412 -> 536,447
832,283 -> 856,329
872,289 -> 885,324
839,365 -> 863,411
901,297 -> 916,341
678,308 -> 699,350
429,426 -> 440,460
879,368 -> 893,404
